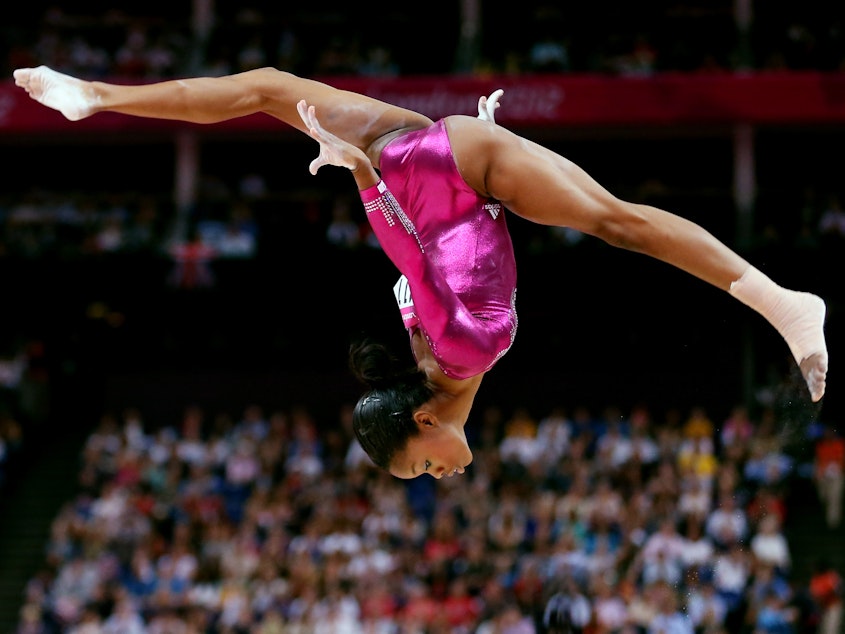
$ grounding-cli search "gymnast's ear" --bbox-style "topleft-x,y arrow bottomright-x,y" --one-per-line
413,410 -> 438,429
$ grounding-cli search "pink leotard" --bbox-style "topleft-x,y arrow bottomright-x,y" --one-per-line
359,118 -> 518,379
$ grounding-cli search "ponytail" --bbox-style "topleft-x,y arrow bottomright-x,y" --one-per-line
349,339 -> 433,470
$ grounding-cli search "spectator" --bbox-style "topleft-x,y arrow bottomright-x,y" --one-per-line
628,407 -> 660,469
744,441 -> 794,488
358,45 -> 400,77
750,515 -> 791,573
313,36 -> 361,76
648,581 -> 694,633
809,559 -> 843,634
101,597 -> 146,634
677,474 -> 713,523
746,486 -> 787,531
641,517 -> 685,568
720,405 -> 754,449
325,194 -> 363,249
747,563 -> 793,613
595,419 -> 633,472
534,406 -> 573,468
216,217 -> 257,258
0,407 -> 24,489
678,435 -> 719,483
442,577 -> 483,630
477,602 -> 535,634
591,577 -> 628,632
525,7 -> 570,73
499,406 -> 541,470
686,578 -> 728,632
66,605 -> 103,634
679,519 -> 715,576
166,226 -> 216,290
818,192 -> 845,242
488,492 -> 529,553
612,33 -> 658,77
754,590 -> 799,634
813,424 -> 845,529
357,577 -> 398,630
712,543 -> 752,614
113,23 -> 153,78
683,406 -> 715,443
706,494 -> 748,549
542,580 -> 592,634
528,34 -> 571,73
625,581 -> 661,631
399,581 -> 439,631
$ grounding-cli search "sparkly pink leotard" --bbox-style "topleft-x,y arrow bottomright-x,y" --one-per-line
359,119 -> 518,379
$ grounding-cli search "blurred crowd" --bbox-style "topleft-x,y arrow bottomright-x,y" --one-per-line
2,2 -> 845,81
11,390 -> 845,633
0,406 -> 24,494
0,186 -> 258,266
0,338 -> 50,496
3,175 -> 845,265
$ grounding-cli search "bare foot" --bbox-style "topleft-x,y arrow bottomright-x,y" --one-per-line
13,65 -> 95,121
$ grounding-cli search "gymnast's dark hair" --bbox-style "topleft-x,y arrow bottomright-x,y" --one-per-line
348,338 -> 434,470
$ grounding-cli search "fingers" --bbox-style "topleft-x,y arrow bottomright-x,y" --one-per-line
296,99 -> 307,124
487,89 -> 504,113
298,99 -> 327,139
296,99 -> 317,134
477,95 -> 489,120
297,100 -> 334,143
297,99 -> 361,175
477,89 -> 504,123
297,100 -> 322,174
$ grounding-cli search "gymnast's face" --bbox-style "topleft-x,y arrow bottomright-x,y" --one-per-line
389,417 -> 473,480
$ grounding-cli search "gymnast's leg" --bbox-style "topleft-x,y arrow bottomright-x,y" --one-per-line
452,116 -> 828,402
13,65 -> 433,159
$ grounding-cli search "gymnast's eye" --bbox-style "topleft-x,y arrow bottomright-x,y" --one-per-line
424,460 -> 432,471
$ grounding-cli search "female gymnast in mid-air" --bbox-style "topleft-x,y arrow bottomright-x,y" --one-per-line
13,65 -> 828,480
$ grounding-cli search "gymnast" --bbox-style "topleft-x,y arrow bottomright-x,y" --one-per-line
13,65 -> 828,480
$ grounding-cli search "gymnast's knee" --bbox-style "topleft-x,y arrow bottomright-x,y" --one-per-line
245,67 -> 293,82
241,67 -> 305,103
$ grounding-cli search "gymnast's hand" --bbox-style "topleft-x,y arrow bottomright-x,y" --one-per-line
297,100 -> 371,175
477,89 -> 504,124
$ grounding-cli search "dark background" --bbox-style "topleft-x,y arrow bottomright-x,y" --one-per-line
3,126 -> 841,428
